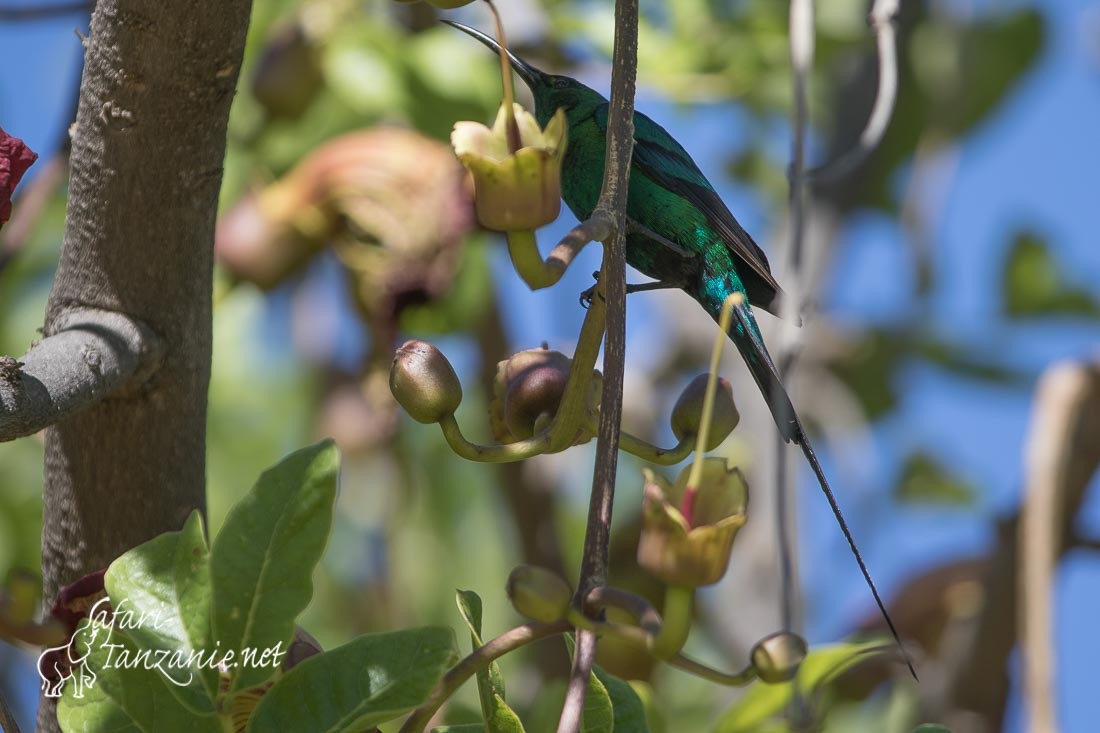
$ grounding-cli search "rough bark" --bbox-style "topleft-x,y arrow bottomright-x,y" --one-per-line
36,0 -> 251,728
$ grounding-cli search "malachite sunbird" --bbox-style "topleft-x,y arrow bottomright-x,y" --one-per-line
447,22 -> 913,675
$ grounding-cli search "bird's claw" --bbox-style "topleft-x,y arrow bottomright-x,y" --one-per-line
579,271 -> 602,309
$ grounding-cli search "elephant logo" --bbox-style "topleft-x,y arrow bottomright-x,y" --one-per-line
37,598 -> 111,699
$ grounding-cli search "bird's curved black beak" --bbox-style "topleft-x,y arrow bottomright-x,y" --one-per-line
442,20 -> 545,92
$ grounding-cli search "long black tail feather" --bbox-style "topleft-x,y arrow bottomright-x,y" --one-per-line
727,302 -> 918,681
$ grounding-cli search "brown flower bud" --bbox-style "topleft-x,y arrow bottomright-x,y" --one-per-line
389,340 -> 462,423
750,631 -> 808,683
252,23 -> 323,120
489,347 -> 600,442
670,374 -> 740,450
506,565 -> 572,623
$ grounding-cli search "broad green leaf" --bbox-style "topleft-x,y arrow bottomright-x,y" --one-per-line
211,440 -> 340,693
913,726 -> 953,732
713,642 -> 892,733
455,590 -> 525,733
56,620 -> 221,733
104,510 -> 217,713
895,453 -> 976,506
246,626 -> 457,732
594,667 -> 649,733
432,726 -> 486,733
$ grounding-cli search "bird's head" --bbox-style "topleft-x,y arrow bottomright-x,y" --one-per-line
444,21 -> 605,129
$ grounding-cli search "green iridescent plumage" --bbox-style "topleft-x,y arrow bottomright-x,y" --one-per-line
448,22 -> 912,674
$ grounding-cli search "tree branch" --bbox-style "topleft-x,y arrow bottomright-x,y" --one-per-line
1019,361 -> 1100,733
35,0 -> 252,728
775,0 -> 816,640
0,308 -> 162,442
558,0 -> 639,730
807,0 -> 900,184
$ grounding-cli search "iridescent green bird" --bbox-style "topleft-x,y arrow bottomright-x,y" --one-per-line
448,21 -> 911,672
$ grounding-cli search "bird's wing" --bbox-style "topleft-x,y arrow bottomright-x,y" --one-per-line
594,106 -> 785,311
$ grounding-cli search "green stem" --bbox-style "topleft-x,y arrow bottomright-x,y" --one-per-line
566,609 -> 653,649
546,288 -> 606,453
506,229 -> 563,290
651,584 -> 694,659
683,293 -> 741,507
583,413 -> 692,465
585,586 -> 662,633
438,413 -> 549,463
483,0 -> 520,153
399,620 -> 571,733
669,652 -> 757,686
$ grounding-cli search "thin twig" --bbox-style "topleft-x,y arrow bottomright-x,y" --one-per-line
557,0 -> 639,731
808,0 -> 900,184
777,0 -> 815,641
399,621 -> 571,733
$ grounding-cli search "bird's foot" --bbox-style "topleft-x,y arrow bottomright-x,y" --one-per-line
580,271 -> 679,309
579,271 -> 602,309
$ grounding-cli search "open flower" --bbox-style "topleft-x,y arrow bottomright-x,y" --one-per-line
0,126 -> 37,225
451,103 -> 566,232
637,459 -> 748,587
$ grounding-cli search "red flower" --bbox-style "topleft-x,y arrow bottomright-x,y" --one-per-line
0,126 -> 38,225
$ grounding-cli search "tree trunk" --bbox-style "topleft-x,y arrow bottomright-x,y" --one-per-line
37,0 -> 251,729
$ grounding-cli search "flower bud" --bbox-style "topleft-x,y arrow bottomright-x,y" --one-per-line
390,340 -> 462,423
452,103 -> 567,231
506,565 -> 572,623
490,347 -> 600,442
252,23 -> 323,119
637,459 -> 748,587
670,374 -> 739,449
750,631 -> 808,683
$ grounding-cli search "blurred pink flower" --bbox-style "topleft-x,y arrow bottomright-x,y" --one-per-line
0,126 -> 37,225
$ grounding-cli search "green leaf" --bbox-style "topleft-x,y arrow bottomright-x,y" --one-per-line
56,620 -> 221,733
486,692 -> 526,733
713,642 -> 892,733
211,440 -> 340,693
628,682 -> 664,733
455,590 -> 525,733
594,667 -> 649,733
103,510 -> 217,713
582,668 -> 614,733
564,635 -> 614,733
246,626 -> 458,732
432,726 -> 486,733
1002,230 -> 1100,318
895,452 -> 976,506
913,726 -> 953,733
